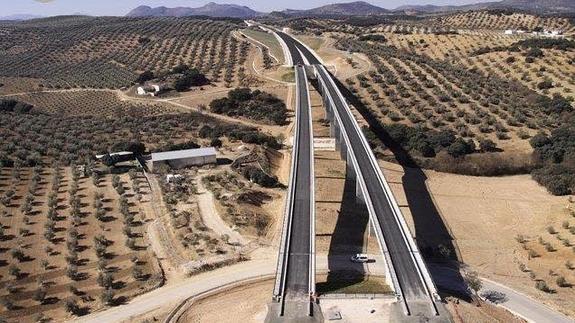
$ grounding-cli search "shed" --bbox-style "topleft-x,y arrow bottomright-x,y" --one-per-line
152,147 -> 217,171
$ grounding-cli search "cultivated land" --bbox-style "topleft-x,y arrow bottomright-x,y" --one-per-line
293,16 -> 575,319
0,7 -> 574,323
0,14 -> 291,321
0,165 -> 162,322
0,16 -> 250,89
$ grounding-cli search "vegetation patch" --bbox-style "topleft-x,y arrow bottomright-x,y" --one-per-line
209,88 -> 287,125
316,272 -> 393,295
0,16 -> 250,89
530,113 -> 575,195
0,109 -> 280,167
203,171 -> 272,237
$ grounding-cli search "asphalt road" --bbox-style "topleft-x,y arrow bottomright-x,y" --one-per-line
276,32 -> 306,66
278,33 -> 432,309
283,65 -> 313,301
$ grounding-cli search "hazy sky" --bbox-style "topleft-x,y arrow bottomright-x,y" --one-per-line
3,0 -> 493,16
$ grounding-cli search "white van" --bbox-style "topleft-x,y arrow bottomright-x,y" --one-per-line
350,254 -> 370,263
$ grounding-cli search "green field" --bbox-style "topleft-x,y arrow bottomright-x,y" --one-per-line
242,29 -> 285,65
316,273 -> 394,295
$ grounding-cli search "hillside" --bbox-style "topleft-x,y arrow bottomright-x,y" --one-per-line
0,14 -> 43,21
126,2 -> 261,18
283,1 -> 389,17
396,0 -> 575,13
0,16 -> 250,89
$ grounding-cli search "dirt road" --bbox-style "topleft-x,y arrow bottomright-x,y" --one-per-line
196,175 -> 247,245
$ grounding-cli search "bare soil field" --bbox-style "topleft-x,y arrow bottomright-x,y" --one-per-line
175,279 -> 273,323
0,165 -> 162,322
446,297 -> 525,323
382,162 -> 575,318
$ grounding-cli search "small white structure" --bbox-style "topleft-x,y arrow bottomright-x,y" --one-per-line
152,147 -> 217,171
504,29 -> 526,35
531,30 -> 564,38
136,84 -> 164,97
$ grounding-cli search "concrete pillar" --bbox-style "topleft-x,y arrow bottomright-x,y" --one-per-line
339,129 -> 347,160
330,118 -> 339,139
356,179 -> 365,205
324,99 -> 332,121
346,152 -> 356,181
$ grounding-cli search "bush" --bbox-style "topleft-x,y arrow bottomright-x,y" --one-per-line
537,80 -> 554,90
241,167 -> 278,188
479,139 -> 497,152
136,71 -> 154,84
530,115 -> 575,195
358,34 -> 387,42
556,276 -> 569,287
535,280 -> 552,293
447,138 -> 475,158
209,88 -> 287,125
0,99 -> 33,114
174,68 -> 208,91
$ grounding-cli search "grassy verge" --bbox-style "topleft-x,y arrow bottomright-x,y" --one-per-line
242,29 -> 285,64
316,272 -> 394,294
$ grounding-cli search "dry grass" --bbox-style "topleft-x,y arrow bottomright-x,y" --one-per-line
383,163 -> 575,318
175,279 -> 273,323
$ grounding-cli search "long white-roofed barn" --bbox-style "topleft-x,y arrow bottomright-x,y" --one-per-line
151,147 -> 217,171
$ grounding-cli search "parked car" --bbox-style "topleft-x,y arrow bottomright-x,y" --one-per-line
350,254 -> 370,263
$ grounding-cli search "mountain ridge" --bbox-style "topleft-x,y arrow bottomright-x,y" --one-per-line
126,2 -> 261,18
125,0 -> 575,19
396,0 -> 575,13
0,14 -> 44,21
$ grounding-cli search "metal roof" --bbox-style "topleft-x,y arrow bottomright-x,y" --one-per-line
152,147 -> 217,162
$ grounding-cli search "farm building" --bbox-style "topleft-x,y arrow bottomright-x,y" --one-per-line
136,84 -> 166,96
151,147 -> 217,171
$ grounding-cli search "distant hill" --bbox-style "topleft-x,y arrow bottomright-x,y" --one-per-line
0,14 -> 43,21
283,1 -> 389,17
126,2 -> 261,18
395,0 -> 575,14
498,0 -> 575,13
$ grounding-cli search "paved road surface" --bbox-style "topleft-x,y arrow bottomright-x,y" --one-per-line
481,278 -> 573,323
283,65 -> 313,300
298,39 -> 427,299
275,32 -> 437,317
429,264 -> 573,323
71,255 -> 386,323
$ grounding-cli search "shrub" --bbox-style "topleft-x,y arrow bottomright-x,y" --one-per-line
556,276 -> 569,287
447,138 -> 475,158
535,280 -> 552,293
479,139 -> 497,152
136,71 -> 154,84
174,68 -> 209,91
209,88 -> 287,125
537,80 -> 554,90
